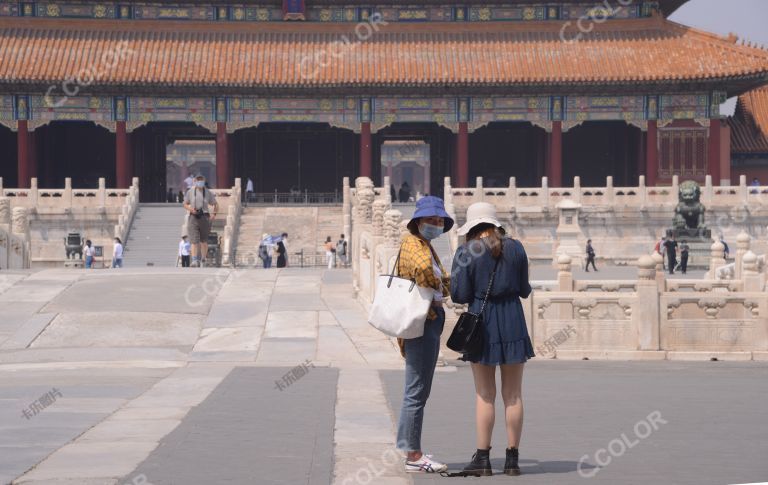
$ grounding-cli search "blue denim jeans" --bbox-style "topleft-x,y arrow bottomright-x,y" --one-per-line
85,256 -> 93,269
397,308 -> 445,452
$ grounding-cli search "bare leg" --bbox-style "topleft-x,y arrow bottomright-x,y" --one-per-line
500,363 -> 525,448
200,243 -> 208,263
470,363 -> 496,449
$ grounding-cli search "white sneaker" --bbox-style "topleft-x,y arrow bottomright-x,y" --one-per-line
405,454 -> 448,473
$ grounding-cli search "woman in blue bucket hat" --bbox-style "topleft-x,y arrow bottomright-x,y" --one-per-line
395,196 -> 453,474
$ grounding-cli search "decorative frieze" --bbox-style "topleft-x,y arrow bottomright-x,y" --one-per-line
18,2 -> 659,22
0,93 -> 716,130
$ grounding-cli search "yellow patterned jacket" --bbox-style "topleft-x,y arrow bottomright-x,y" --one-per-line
396,233 -> 450,356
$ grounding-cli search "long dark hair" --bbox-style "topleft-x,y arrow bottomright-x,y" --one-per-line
466,223 -> 504,259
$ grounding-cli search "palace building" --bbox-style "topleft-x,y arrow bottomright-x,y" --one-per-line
1,0 -> 767,201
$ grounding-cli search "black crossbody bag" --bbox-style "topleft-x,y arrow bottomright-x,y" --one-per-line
446,243 -> 502,355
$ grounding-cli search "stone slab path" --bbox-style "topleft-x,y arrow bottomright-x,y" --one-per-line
381,361 -> 768,485
0,267 -> 405,485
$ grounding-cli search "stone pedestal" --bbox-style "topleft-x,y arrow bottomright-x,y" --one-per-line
553,199 -> 583,267
64,260 -> 85,269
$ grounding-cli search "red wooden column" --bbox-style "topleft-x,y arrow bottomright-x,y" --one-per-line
548,120 -> 562,187
116,121 -> 131,188
456,121 -> 469,187
17,120 -> 31,188
360,122 -> 372,178
646,120 -> 659,186
27,130 -> 37,181
708,118 -> 722,186
216,122 -> 230,188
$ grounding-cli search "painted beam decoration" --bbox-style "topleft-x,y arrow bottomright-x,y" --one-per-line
372,98 -> 458,131
18,1 -> 658,21
471,97 -> 550,125
228,97 -> 358,130
0,94 -> 718,132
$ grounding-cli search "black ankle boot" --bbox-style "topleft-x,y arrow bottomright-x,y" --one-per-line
462,448 -> 492,477
504,447 -> 521,476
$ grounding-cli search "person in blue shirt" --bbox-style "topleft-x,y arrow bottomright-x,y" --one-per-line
451,202 -> 534,477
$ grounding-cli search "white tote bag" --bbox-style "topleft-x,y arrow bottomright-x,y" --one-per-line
368,252 -> 433,339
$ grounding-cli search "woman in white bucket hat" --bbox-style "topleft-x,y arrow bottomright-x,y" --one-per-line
450,202 -> 534,477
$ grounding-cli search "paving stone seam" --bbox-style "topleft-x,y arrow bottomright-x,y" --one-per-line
253,274 -> 279,362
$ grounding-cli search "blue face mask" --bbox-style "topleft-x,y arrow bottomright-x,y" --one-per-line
419,223 -> 443,240
196,181 -> 205,188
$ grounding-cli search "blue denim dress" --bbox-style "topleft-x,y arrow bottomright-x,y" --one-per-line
450,237 -> 535,365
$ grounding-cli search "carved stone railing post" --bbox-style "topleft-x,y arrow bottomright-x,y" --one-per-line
541,176 -> 550,210
635,255 -> 660,350
651,251 -> 665,290
342,176 -> 352,268
735,231 -> 750,280
506,177 -> 518,212
742,251 -> 762,292
738,174 -> 748,205
703,175 -> 713,206
98,177 -> 107,208
474,177 -> 484,203
671,175 -> 679,206
573,176 -> 582,204
62,177 -> 72,209
557,254 -> 573,291
30,178 -> 39,206
0,197 -> 9,233
606,176 -> 614,206
11,206 -> 30,268
638,175 -> 647,208
708,240 -> 726,279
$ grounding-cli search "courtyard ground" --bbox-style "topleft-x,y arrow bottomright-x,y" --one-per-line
0,267 -> 765,485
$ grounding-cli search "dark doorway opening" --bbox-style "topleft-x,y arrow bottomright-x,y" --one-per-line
375,123 -> 453,198
469,122 -> 547,188
234,123 -> 357,194
132,122 -> 215,202
563,121 -> 642,187
0,124 -> 17,187
35,121 -> 114,188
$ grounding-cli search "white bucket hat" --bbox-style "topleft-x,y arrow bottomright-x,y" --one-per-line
457,202 -> 503,236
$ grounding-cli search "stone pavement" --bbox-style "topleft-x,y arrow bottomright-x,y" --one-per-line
382,361 -> 768,485
0,266 -> 766,485
0,267 -> 405,485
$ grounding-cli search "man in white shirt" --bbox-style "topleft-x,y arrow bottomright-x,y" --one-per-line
184,174 -> 195,191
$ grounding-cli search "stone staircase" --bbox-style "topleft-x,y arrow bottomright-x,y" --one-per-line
123,204 -> 185,267
235,206 -> 344,263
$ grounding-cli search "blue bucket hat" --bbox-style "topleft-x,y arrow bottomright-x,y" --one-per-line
407,196 -> 454,233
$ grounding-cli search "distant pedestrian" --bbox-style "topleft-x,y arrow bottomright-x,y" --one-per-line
183,175 -> 218,268
183,174 -> 195,191
179,236 -> 191,267
245,177 -> 254,206
167,188 -> 175,203
398,182 -> 411,203
112,237 -> 124,268
751,177 -> 760,187
680,240 -> 689,274
664,236 -> 678,275
720,236 -> 730,260
336,234 -> 348,267
258,233 -> 273,269
276,235 -> 287,268
84,240 -> 95,269
324,236 -> 335,269
390,184 -> 397,203
655,236 -> 667,270
585,239 -> 597,272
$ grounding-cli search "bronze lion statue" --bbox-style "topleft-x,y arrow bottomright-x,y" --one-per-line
673,181 -> 706,231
